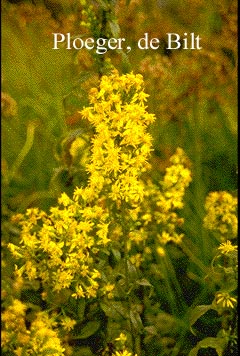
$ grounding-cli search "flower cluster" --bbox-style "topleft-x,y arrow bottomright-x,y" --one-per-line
203,191 -> 238,240
143,148 -> 192,248
81,69 -> 155,207
9,199 -> 110,299
1,299 -> 30,353
121,148 -> 192,265
2,299 -> 65,356
7,71 -> 193,355
8,70 -> 156,298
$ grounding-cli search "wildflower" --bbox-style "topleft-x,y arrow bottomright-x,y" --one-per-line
129,253 -> 143,267
102,283 -> 115,299
141,148 -> 191,250
7,243 -> 23,258
13,347 -> 23,356
9,299 -> 27,316
156,246 -> 166,257
81,69 -> 155,207
30,312 -> 65,355
112,350 -> 138,356
72,285 -> 85,299
204,191 -> 238,240
58,192 -> 72,207
61,316 -> 76,331
9,71 -> 189,305
85,284 -> 98,298
115,332 -> 127,343
215,292 -> 237,309
218,240 -> 238,255
2,299 -> 30,352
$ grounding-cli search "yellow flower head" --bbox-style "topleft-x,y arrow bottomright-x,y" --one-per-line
61,316 -> 77,331
218,240 -> 238,255
204,191 -> 238,240
215,292 -> 237,309
112,350 -> 138,356
115,332 -> 128,344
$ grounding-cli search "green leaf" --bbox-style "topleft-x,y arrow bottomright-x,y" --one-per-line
71,347 -> 94,356
101,301 -> 128,319
189,305 -> 212,327
111,248 -> 121,262
127,260 -> 138,281
72,321 -> 100,339
188,336 -> 227,356
130,310 -> 143,332
136,278 -> 153,287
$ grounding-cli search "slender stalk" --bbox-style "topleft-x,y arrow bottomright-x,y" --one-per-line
7,122 -> 37,184
121,204 -> 142,355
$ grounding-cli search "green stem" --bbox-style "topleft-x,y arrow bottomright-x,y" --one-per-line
121,204 -> 141,355
7,122 -> 37,184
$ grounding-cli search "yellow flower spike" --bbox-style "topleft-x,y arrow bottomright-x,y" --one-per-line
8,71 -> 159,302
81,69 -> 155,207
204,191 -> 238,240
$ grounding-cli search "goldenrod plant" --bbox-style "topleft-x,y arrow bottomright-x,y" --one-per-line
188,192 -> 238,356
3,70 -> 237,355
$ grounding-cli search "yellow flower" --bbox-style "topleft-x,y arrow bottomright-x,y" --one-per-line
10,299 -> 27,316
61,316 -> 76,331
129,253 -> 143,267
14,347 -> 23,356
7,243 -> 23,258
72,285 -> 85,299
96,222 -> 110,245
204,191 -> 238,240
102,283 -> 115,299
215,292 -> 237,308
85,285 -> 98,298
115,332 -> 127,343
58,192 -> 72,207
113,350 -> 137,356
156,246 -> 166,257
29,312 -> 65,355
218,240 -> 238,255
81,69 -> 155,207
